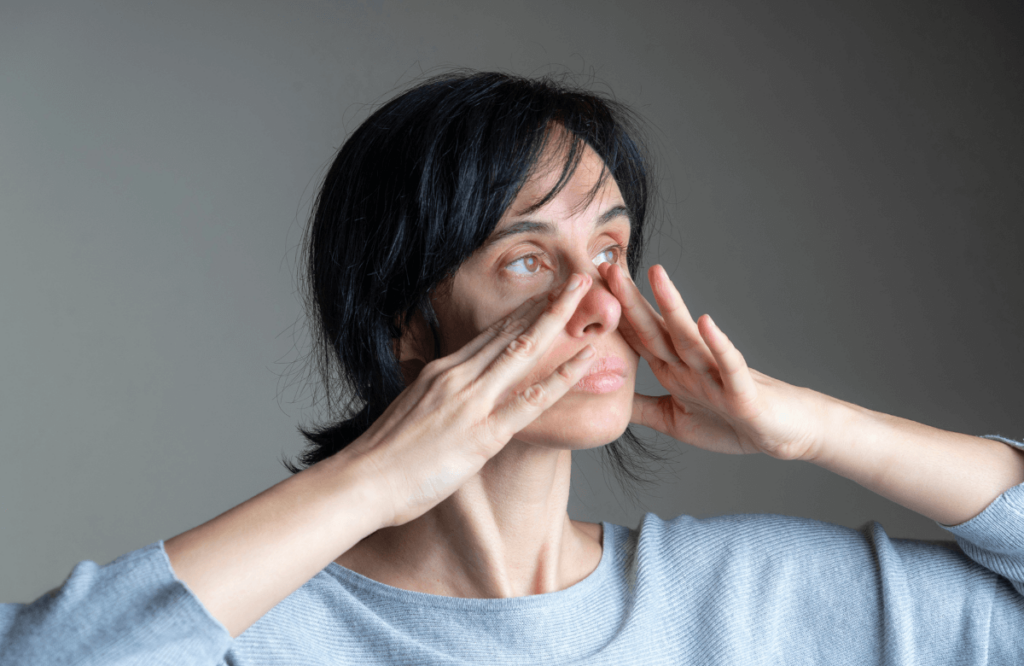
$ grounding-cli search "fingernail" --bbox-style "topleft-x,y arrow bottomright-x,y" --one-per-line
565,273 -> 583,292
578,345 -> 594,359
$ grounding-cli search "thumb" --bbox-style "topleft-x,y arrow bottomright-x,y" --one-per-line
632,392 -> 668,431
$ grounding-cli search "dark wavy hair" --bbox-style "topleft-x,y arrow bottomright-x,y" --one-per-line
289,70 -> 663,489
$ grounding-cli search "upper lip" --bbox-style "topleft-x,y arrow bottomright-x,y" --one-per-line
582,356 -> 628,377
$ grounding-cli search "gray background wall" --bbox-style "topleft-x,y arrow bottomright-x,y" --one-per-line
1,0 -> 1021,603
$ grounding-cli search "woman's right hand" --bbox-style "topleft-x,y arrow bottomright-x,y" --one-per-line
163,272 -> 595,638
345,272 -> 597,528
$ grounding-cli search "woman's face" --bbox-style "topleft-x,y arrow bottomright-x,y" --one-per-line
435,140 -> 639,450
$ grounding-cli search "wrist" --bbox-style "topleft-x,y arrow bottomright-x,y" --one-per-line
309,445 -> 395,536
802,391 -> 879,468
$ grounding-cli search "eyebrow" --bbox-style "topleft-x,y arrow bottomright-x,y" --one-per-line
484,205 -> 631,248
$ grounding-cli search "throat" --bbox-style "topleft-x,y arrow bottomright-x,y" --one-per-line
335,448 -> 603,598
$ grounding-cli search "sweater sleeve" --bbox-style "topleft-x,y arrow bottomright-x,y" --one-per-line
0,542 -> 232,666
641,434 -> 1024,665
861,433 -> 1024,664
939,434 -> 1024,595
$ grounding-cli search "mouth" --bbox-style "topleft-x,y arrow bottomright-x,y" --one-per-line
573,356 -> 628,394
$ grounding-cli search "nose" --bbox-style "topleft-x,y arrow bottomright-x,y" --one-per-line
564,265 -> 621,338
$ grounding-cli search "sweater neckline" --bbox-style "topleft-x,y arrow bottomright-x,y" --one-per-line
323,521 -> 615,611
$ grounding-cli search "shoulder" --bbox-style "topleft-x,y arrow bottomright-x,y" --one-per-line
619,512 -> 884,583
632,511 -> 866,547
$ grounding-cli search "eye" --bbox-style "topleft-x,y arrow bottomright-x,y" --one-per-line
507,254 -> 543,275
593,244 -> 625,266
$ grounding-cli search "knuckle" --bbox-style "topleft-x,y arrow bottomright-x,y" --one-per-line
555,363 -> 576,382
506,333 -> 536,357
506,316 -> 530,336
482,415 -> 512,450
419,358 -> 445,379
458,380 -> 487,406
520,384 -> 545,408
430,366 -> 464,393
493,314 -> 529,339
637,326 -> 658,342
490,314 -> 514,333
546,298 -> 572,319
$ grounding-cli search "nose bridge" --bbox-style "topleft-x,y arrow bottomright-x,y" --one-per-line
565,257 -> 621,338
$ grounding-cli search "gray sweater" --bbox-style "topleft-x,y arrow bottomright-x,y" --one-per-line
3,435 -> 1023,665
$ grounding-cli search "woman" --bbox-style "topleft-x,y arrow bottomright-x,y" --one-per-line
2,71 -> 1022,664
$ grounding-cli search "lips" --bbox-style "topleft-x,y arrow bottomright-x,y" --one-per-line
574,356 -> 628,394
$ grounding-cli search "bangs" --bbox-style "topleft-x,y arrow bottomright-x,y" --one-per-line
512,125 -> 614,222
293,70 -> 658,488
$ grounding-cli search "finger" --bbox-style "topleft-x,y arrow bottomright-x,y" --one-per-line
630,393 -> 675,435
477,273 -> 592,400
366,281 -> 585,446
439,293 -> 549,368
599,262 -> 679,364
614,309 -> 660,367
490,344 -> 596,439
376,296 -> 550,436
698,314 -> 756,398
649,264 -> 715,374
449,269 -> 590,371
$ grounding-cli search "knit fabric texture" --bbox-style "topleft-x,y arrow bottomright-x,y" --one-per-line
3,435 -> 1023,665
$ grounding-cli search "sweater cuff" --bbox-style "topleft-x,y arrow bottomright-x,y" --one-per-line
938,435 -> 1024,591
155,540 -> 234,642
940,434 -> 1024,533
3,541 -> 233,666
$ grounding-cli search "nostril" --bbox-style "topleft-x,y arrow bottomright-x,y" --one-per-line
565,276 -> 621,338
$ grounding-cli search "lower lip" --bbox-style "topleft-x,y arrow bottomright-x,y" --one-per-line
574,372 -> 626,394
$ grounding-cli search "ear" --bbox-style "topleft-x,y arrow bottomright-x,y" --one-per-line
395,309 -> 434,385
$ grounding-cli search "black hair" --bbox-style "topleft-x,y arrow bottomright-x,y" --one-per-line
289,70 -> 663,490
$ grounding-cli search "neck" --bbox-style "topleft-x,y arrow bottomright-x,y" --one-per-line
336,442 -> 603,598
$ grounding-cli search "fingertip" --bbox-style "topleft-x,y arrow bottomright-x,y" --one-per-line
551,273 -> 591,302
649,265 -> 672,302
697,313 -> 716,340
600,262 -> 621,291
701,314 -> 735,357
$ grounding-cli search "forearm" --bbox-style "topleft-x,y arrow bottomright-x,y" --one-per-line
164,447 -> 384,637
808,393 -> 1024,527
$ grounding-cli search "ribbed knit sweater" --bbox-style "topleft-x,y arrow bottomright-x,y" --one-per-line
2,435 -> 1023,665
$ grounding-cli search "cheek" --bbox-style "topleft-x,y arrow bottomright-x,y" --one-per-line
435,302 -> 498,356
513,378 -> 636,449
509,344 -> 639,449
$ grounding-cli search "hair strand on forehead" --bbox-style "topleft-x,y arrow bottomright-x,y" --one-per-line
287,69 -> 663,498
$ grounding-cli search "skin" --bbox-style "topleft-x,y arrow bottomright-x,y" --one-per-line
337,138 -> 637,598
166,136 -> 1024,638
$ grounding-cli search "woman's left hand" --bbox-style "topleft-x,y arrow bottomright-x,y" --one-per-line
599,262 -> 826,462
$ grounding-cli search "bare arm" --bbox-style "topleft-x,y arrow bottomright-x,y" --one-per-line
601,261 -> 1024,527
163,448 -> 383,637
165,273 -> 597,637
808,396 -> 1024,526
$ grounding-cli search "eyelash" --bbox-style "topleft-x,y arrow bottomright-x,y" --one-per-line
505,243 -> 628,277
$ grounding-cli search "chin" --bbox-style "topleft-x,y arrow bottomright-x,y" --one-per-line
513,386 -> 634,450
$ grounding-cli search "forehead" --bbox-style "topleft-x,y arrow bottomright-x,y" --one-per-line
502,141 -> 624,225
